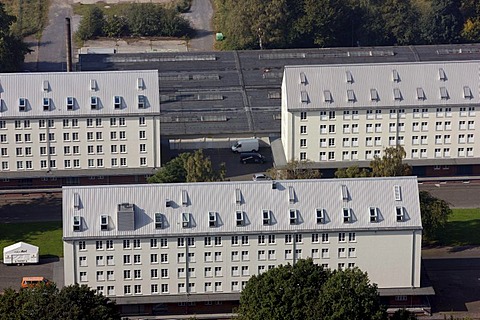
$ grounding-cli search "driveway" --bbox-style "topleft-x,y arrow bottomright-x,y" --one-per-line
183,0 -> 215,51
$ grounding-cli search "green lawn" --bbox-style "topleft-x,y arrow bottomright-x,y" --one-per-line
431,208 -> 480,246
0,221 -> 63,259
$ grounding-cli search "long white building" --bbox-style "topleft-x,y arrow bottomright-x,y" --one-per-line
281,61 -> 480,176
0,70 -> 160,186
63,177 -> 428,315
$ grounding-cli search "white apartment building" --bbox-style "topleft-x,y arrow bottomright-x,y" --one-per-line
0,70 -> 160,186
281,61 -> 480,176
63,177 -> 426,314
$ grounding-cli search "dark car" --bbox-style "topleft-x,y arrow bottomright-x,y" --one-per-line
240,152 -> 266,164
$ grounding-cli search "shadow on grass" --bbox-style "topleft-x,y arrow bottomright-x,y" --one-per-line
427,219 -> 480,249
0,221 -> 63,258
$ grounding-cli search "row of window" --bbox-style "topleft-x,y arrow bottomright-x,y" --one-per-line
0,130 -> 148,144
298,106 -> 475,121
300,147 -> 476,162
0,117 -> 149,130
1,144 -> 149,157
79,233 -> 357,254
301,134 -> 475,149
0,158 -> 137,171
11,94 -> 149,112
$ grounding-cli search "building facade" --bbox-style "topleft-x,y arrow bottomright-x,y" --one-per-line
0,70 -> 160,187
63,177 -> 426,315
281,61 -> 480,177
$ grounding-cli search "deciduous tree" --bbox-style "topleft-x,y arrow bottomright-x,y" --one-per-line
315,268 -> 386,320
370,146 -> 412,177
422,0 -> 464,44
335,166 -> 370,178
148,150 -> 225,183
0,3 -> 30,72
267,160 -> 321,180
76,6 -> 105,41
419,190 -> 452,239
391,309 -> 418,320
237,259 -> 331,320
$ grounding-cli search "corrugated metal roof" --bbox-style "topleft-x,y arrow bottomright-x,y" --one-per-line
63,177 -> 422,239
283,61 -> 480,110
0,70 -> 159,118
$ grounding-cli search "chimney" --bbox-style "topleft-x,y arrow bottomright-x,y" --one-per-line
65,17 -> 73,72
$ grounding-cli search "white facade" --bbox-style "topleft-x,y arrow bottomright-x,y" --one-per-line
281,61 -> 480,168
63,177 -> 422,303
0,70 -> 160,178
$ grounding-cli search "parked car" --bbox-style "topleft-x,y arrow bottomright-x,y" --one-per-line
252,173 -> 271,181
21,277 -> 50,288
240,152 -> 266,164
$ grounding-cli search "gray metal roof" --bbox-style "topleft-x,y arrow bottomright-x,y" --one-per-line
0,70 -> 159,118
63,176 -> 421,239
283,61 -> 480,111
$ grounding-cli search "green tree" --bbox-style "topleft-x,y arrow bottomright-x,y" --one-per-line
379,0 -> 420,45
148,150 -> 225,183
422,0 -> 464,44
315,268 -> 386,320
0,284 -> 120,320
391,309 -> 418,320
267,160 -> 321,180
125,3 -> 164,37
419,190 -> 452,239
0,3 -> 30,72
370,146 -> 412,177
461,17 -> 480,42
335,166 -> 370,178
237,259 -> 331,320
76,6 -> 105,41
103,15 -> 129,38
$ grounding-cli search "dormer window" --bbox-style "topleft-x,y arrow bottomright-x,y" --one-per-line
396,206 -> 405,222
346,71 -> 353,83
90,79 -> 97,91
43,98 -> 50,111
324,90 -> 332,103
301,90 -> 308,103
392,69 -> 400,82
73,216 -> 81,231
289,209 -> 298,225
393,88 -> 402,101
416,88 -> 425,100
439,68 -> 446,81
155,213 -> 164,229
316,208 -> 325,224
236,210 -> 245,226
440,87 -> 449,100
394,185 -> 402,201
114,96 -> 121,109
181,190 -> 188,206
463,86 -> 473,99
66,97 -> 74,110
19,98 -> 26,112
90,96 -> 98,110
341,185 -> 348,201
343,208 -> 352,223
288,186 -> 295,204
235,188 -> 242,205
370,89 -> 379,101
182,212 -> 191,228
138,95 -> 145,109
42,80 -> 49,92
347,90 -> 355,102
209,211 -> 217,227
262,210 -> 271,225
137,78 -> 144,90
369,207 -> 379,222
73,193 -> 80,209
100,215 -> 108,231
300,72 -> 307,85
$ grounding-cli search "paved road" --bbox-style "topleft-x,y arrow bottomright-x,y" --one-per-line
419,183 -> 480,208
183,0 -> 215,51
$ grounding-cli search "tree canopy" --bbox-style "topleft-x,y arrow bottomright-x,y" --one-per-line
334,165 -> 370,178
419,190 -> 452,239
148,150 -> 225,183
0,3 -> 30,72
267,160 -> 321,180
237,259 -> 386,320
214,0 -> 478,49
370,146 -> 412,177
0,283 -> 120,320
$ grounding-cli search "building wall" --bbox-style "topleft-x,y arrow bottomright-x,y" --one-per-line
285,106 -> 479,165
281,62 -> 480,169
62,178 -> 422,301
64,229 -> 420,299
0,71 -> 160,179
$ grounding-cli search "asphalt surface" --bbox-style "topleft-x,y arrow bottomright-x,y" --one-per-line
184,0 -> 214,51
78,43 -> 480,138
419,182 -> 480,208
